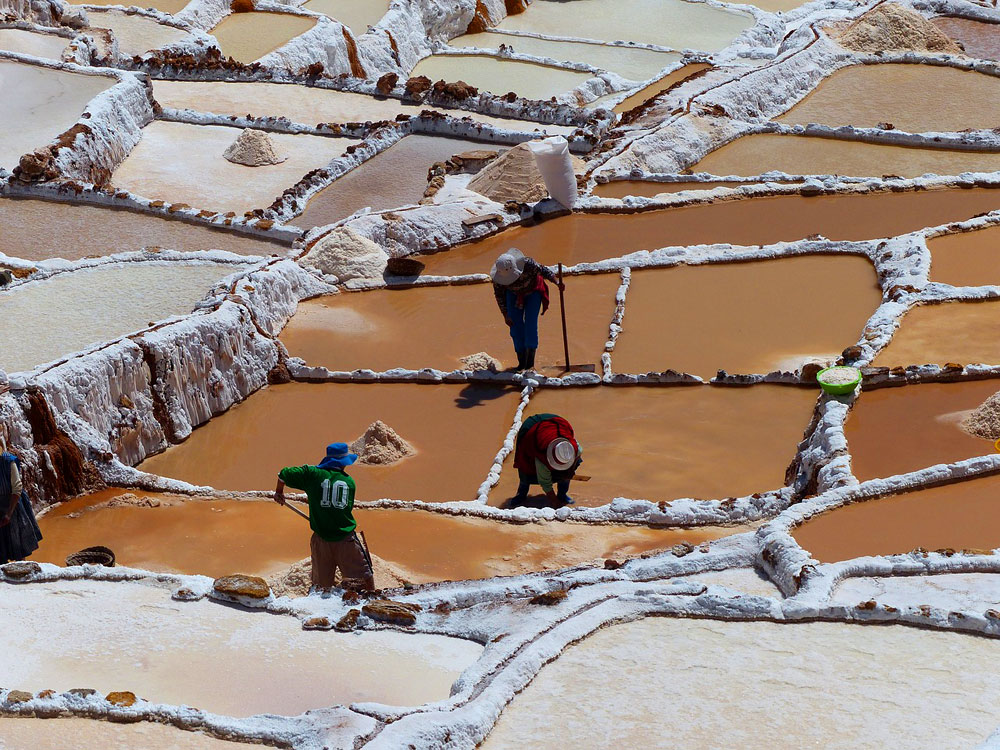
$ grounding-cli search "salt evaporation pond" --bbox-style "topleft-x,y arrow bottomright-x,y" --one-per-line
611,256 -> 881,378
209,12 -> 316,64
777,64 -> 1000,132
833,573 -> 1000,613
0,28 -> 68,59
34,489 -> 714,581
65,0 -> 188,12
845,379 -> 999,482
0,196 -> 285,260
874,300 -> 1000,368
0,718 -> 248,750
410,53 -> 592,100
793,473 -> 1000,562
0,262 -> 241,373
450,32 -> 680,82
928,225 -> 1000,287
88,10 -> 189,57
139,382 -> 520,500
293,135 -> 495,229
593,179 -> 748,198
112,121 -> 351,215
589,62 -> 710,113
302,0 -> 389,36
693,133 -> 1000,178
151,79 -> 577,134
496,0 -> 753,52
491,385 -> 816,507
0,59 -> 113,170
417,186 -> 1000,276
932,17 -> 1000,61
0,580 -> 481,716
279,273 -> 620,372
482,618 -> 1000,749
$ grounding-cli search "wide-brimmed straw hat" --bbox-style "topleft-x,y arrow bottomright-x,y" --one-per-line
546,438 -> 577,471
490,248 -> 527,286
317,442 -> 358,470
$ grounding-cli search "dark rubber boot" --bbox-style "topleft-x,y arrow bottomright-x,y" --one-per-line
525,348 -> 537,370
511,477 -> 531,507
556,479 -> 574,505
515,349 -> 527,371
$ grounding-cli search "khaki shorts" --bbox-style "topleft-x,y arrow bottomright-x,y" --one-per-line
310,532 -> 374,590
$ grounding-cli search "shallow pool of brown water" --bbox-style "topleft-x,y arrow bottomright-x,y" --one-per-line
302,0 -> 389,36
593,180 -> 750,198
411,53 -> 592,100
928,225 -> 1000,287
0,28 -> 68,59
845,379 -> 999,481
138,382 -> 520,501
65,0 -> 188,12
589,62 -> 711,113
417,187 -> 1000,276
933,17 -> 1000,61
88,9 -> 189,56
612,256 -> 881,378
793,472 -> 1000,562
873,300 -> 1000,368
279,273 -> 619,373
777,63 -> 1000,132
209,11 -> 316,63
0,718 -> 247,750
490,385 -> 816,507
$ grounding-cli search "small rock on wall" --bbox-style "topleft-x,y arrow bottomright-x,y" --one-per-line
362,599 -> 421,626
213,574 -> 271,600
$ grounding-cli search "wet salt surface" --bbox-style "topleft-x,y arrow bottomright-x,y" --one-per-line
794,473 -> 1000,562
417,187 -> 1000,276
682,566 -> 780,597
301,0 -> 390,36
411,53 -> 592,101
293,134 -> 494,229
592,179 -> 748,198
0,262 -> 241,373
490,385 -> 816,507
845,380 -> 999,482
64,0 -> 189,12
482,618 -> 1000,750
612,256 -> 881,378
87,10 -> 189,57
279,274 -> 620,373
693,133 -> 1000,178
0,196 -> 285,261
932,17 -> 1000,61
112,121 -> 351,215
0,59 -> 113,170
833,573 -> 1000,613
873,300 -> 1000,368
0,718 -> 248,750
928,225 -> 1000,287
0,28 -> 68,60
0,579 -> 481,716
139,382 -> 520,501
777,63 -> 1000,132
208,12 -> 316,64
587,62 -> 710,113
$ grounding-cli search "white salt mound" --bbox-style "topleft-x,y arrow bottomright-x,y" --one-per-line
468,142 -> 549,204
460,352 -> 501,372
961,390 -> 1000,440
300,226 -> 389,282
818,366 -> 860,385
350,420 -> 415,465
836,3 -> 961,54
223,128 -> 288,167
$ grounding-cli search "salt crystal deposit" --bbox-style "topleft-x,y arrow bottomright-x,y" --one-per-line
222,128 -> 288,167
350,420 -> 416,465
962,390 -> 1000,440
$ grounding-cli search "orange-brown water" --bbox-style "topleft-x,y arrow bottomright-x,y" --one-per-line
65,0 -> 189,12
279,274 -> 619,373
612,256 -> 881,378
607,62 -> 711,114
793,472 -> 1000,562
209,12 -> 316,64
417,187 -> 1000,276
873,300 -> 1000,368
593,180 -> 748,198
845,379 -> 999,481
933,17 -> 1000,61
928,225 -> 1000,287
777,63 -> 1000,132
0,196 -> 285,261
138,382 -> 520,501
693,133 -> 1000,178
34,489 -> 729,580
0,718 -> 249,750
490,385 -> 817,507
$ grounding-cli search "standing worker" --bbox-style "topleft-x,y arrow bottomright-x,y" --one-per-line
0,435 -> 42,564
511,413 -> 582,508
491,248 -> 564,371
273,442 -> 374,593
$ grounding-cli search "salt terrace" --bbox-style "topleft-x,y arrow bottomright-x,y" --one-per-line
4,0 -> 1000,746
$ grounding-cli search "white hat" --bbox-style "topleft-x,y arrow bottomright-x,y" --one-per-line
490,248 -> 526,286
546,438 -> 576,471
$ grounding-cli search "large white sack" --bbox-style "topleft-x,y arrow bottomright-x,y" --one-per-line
527,136 -> 578,209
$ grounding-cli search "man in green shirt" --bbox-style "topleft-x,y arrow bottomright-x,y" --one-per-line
274,442 -> 374,592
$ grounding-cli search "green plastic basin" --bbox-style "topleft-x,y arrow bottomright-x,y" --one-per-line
816,366 -> 862,396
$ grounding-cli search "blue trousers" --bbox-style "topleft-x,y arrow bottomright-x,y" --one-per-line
506,290 -> 542,350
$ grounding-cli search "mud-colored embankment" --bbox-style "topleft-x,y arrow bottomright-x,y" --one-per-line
777,63 -> 1000,132
35,489 -> 716,581
138,382 -> 520,500
0,718 -> 248,750
593,180 -> 748,198
416,187 -> 1000,276
111,121 -> 351,215
279,273 -> 620,373
693,133 -> 1000,178
0,28 -> 68,60
793,473 -> 1000,561
845,380 -> 999,481
293,135 -> 495,229
932,17 -> 1000,61
0,580 -> 481,716
302,0 -> 389,36
611,256 -> 881,378
0,196 -> 286,261
928,224 -> 1000,287
482,618 -> 1000,750
589,62 -> 711,114
490,385 -> 816,507
208,12 -> 316,64
87,9 -> 189,57
411,54 -> 592,100
873,300 -> 1000,368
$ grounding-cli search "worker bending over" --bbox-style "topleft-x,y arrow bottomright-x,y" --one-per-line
512,413 -> 582,507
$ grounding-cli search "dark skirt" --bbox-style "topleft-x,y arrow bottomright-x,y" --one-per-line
0,492 -> 42,564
